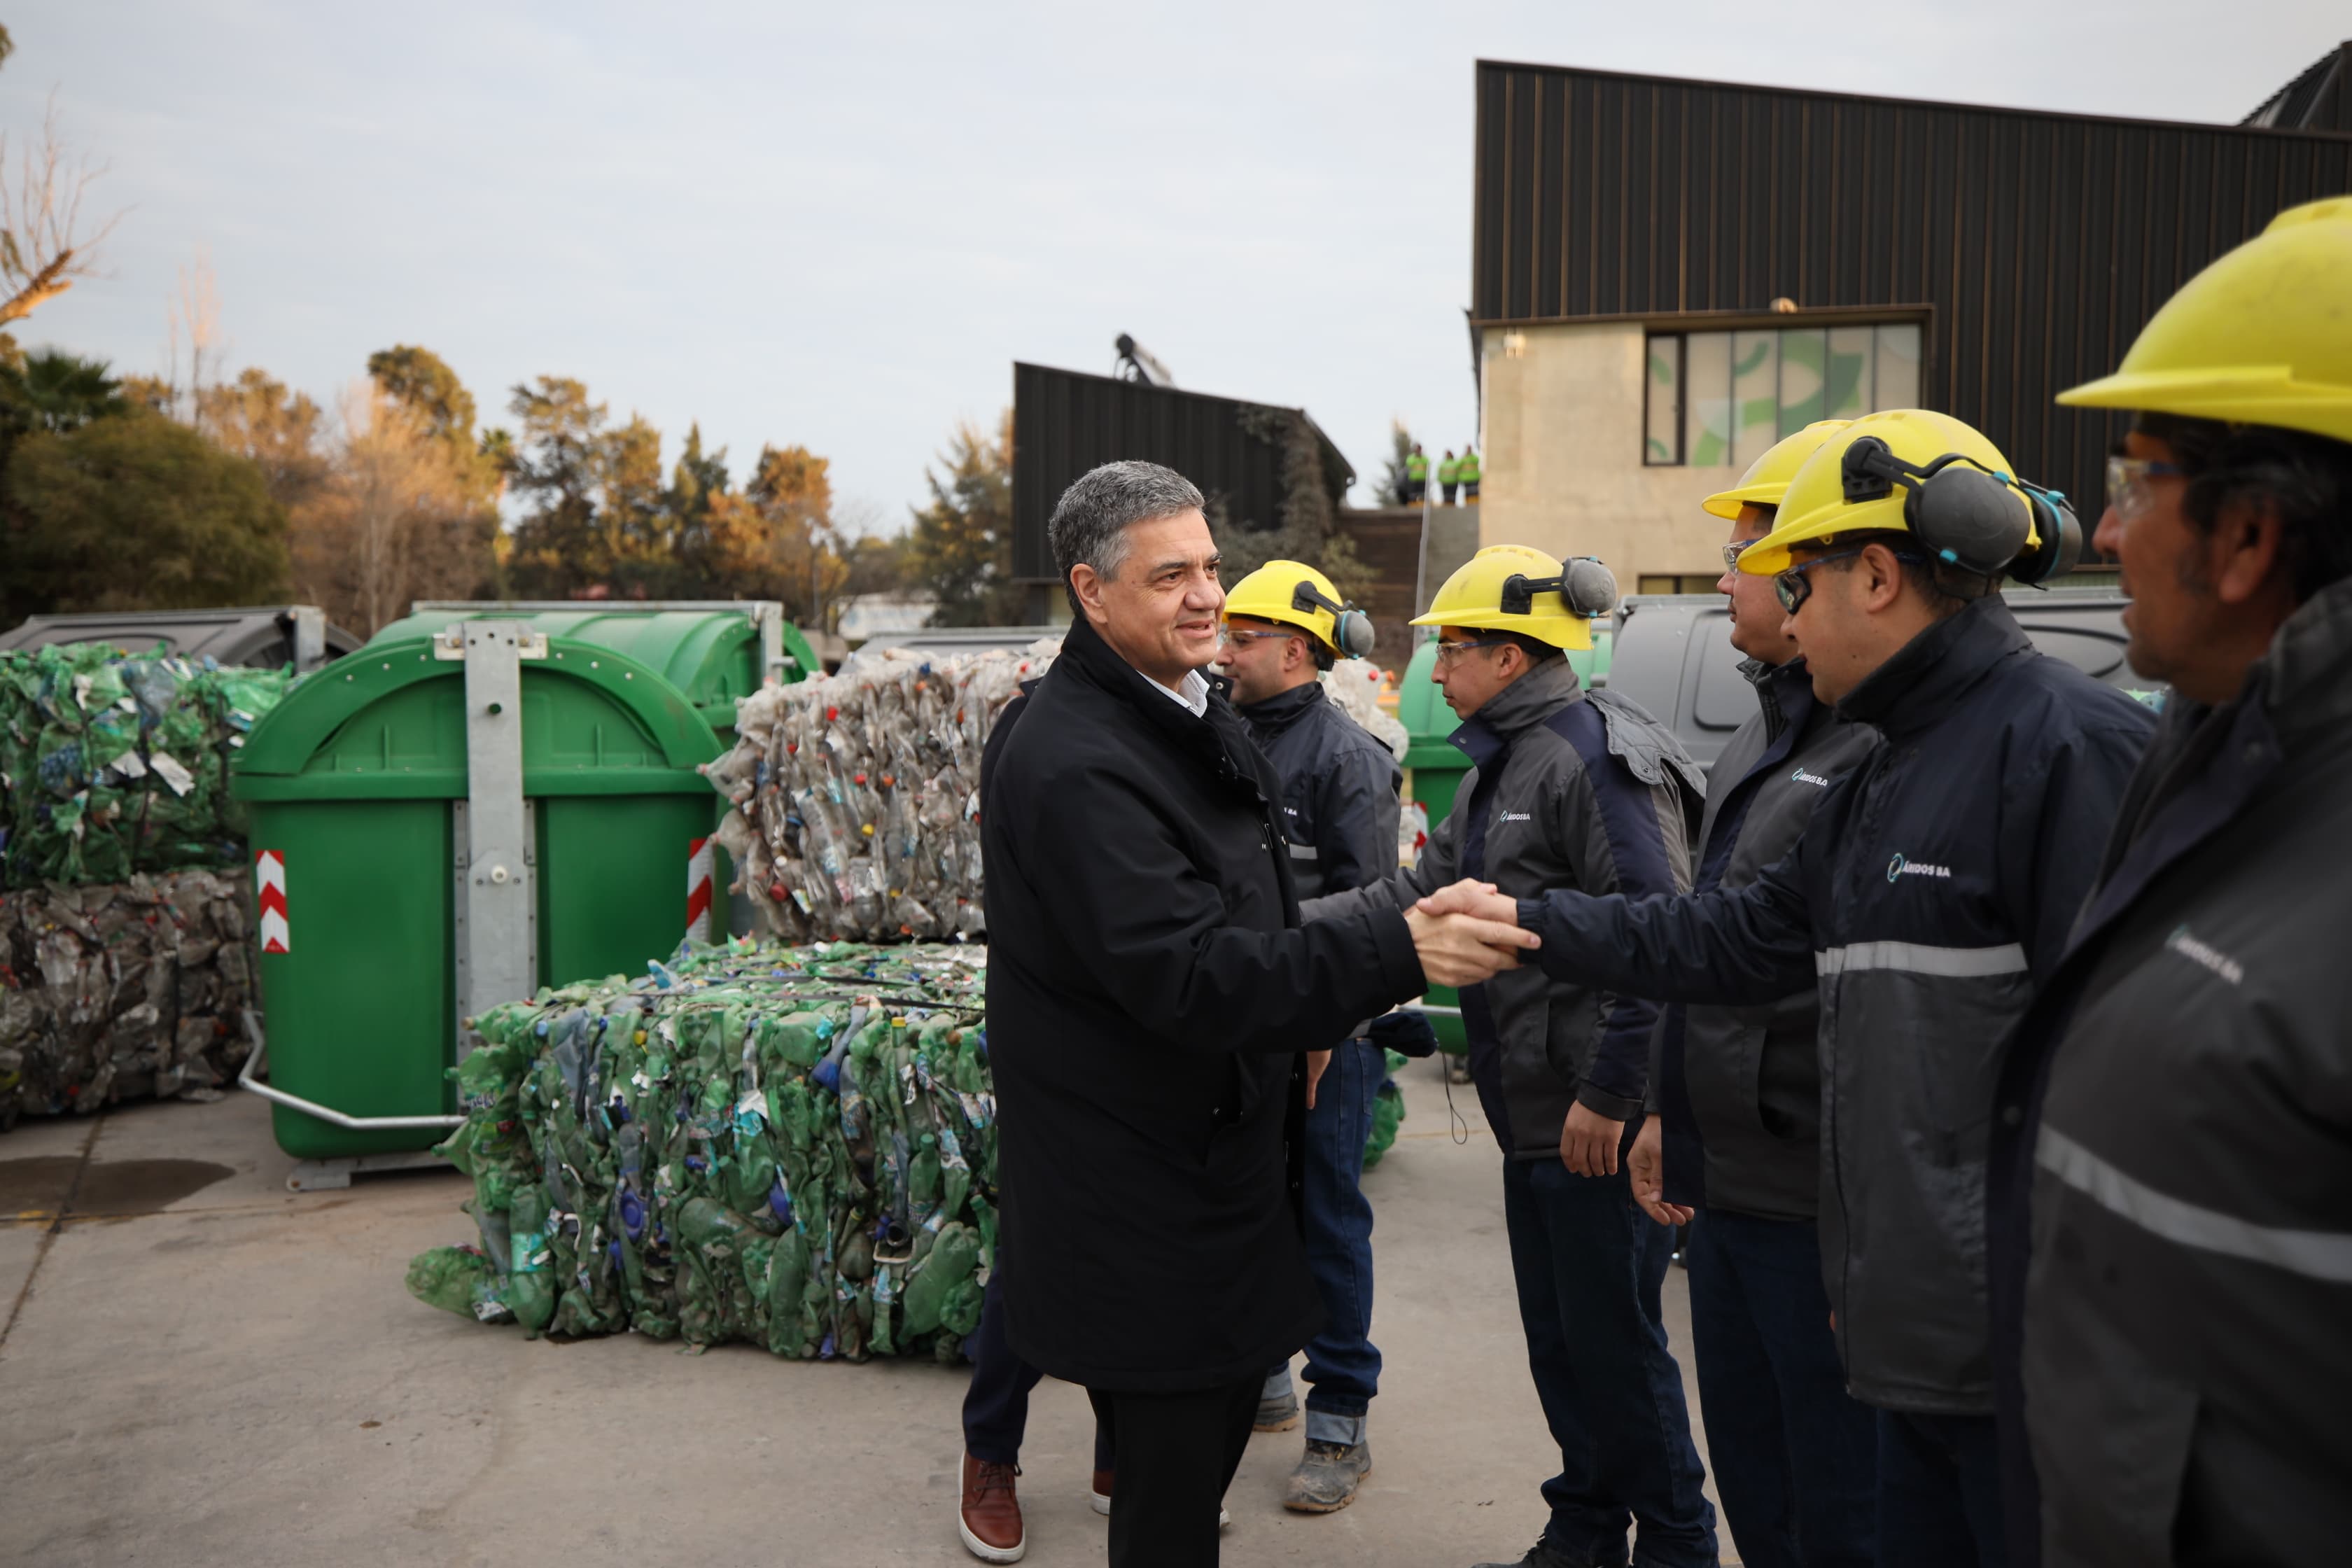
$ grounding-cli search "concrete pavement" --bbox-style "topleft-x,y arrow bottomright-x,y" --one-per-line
0,1060 -> 1725,1568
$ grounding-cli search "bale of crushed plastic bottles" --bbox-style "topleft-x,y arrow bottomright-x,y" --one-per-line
701,641 -> 1406,946
0,643 -> 295,888
409,939 -> 996,1363
701,643 -> 1053,945
0,867 -> 256,1127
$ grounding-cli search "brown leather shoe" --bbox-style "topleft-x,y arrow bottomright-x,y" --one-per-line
959,1453 -> 1026,1564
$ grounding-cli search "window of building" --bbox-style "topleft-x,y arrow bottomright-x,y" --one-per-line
1645,321 -> 1922,467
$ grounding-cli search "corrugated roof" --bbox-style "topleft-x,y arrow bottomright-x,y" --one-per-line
2244,43 -> 2348,131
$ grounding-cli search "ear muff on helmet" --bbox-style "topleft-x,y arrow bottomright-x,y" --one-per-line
2008,484 -> 2085,585
1499,556 -> 1619,620
1292,580 -> 1377,660
1839,436 -> 2077,583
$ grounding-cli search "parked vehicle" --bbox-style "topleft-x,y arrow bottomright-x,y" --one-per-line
1606,587 -> 2159,772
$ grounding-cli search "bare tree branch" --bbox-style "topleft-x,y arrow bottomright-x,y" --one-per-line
0,92 -> 122,328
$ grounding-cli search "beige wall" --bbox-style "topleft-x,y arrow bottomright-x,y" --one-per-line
1479,321 -> 1737,584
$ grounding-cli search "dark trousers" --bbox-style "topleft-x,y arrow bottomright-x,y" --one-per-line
1266,1037 -> 1380,1434
1684,1210 -> 1877,1568
1877,1411 -> 2005,1568
962,1270 -> 1114,1471
1502,1152 -> 1718,1568
1086,1377 -> 1259,1568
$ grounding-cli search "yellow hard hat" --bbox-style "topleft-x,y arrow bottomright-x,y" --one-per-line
1410,544 -> 1614,651
1701,419 -> 1851,519
1736,409 -> 2079,586
2058,197 -> 2352,444
1222,559 -> 1374,659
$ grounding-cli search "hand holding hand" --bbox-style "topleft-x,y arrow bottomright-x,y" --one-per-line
1404,904 -> 1539,988
1628,1114 -> 1693,1226
1416,879 -> 1524,927
1559,1101 -> 1626,1177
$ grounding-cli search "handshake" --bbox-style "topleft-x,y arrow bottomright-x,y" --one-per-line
1401,881 -> 1536,988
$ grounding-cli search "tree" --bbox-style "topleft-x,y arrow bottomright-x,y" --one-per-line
367,344 -> 500,505
0,348 -> 127,436
0,29 -> 121,334
911,412 -> 1023,626
288,391 -> 496,635
196,368 -> 330,514
4,407 -> 288,620
1376,419 -> 1418,507
1215,407 -> 1377,605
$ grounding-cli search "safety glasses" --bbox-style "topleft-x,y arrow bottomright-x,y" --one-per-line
1721,540 -> 1755,572
1216,625 -> 1294,648
2104,455 -> 2187,524
1773,545 -> 1931,614
1432,636 -> 1513,666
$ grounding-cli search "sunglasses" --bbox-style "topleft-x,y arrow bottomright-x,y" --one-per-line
1772,546 -> 1930,615
2104,455 -> 2187,524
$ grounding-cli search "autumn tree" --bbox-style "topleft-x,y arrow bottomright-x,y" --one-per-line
368,344 -> 501,505
910,412 -> 1023,626
197,368 -> 330,515
287,390 -> 496,634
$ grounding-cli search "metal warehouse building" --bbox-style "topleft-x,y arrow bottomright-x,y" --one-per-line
1470,48 -> 2352,591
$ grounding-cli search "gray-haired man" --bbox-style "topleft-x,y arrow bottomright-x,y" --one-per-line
980,461 -> 1530,1567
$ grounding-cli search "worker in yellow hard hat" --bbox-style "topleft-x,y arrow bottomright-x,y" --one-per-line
1417,404 -> 2157,1568
1991,196 -> 2352,1568
1214,559 -> 1406,1513
1308,540 -> 1721,1567
1616,417 -> 1884,1568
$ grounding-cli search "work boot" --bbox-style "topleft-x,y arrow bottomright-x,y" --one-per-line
958,1453 -> 1025,1564
1254,1389 -> 1301,1432
1282,1438 -> 1372,1513
1088,1473 -> 1228,1527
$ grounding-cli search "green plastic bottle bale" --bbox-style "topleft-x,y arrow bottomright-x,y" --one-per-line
406,1245 -> 513,1324
1361,1049 -> 1411,1170
901,1221 -> 981,1337
409,938 -> 995,1363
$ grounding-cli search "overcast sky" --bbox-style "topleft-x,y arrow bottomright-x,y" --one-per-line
4,3 -> 2340,531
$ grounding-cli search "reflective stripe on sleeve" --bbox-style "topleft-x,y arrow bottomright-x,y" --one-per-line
1287,844 -> 1318,861
1814,941 -> 2029,978
2037,1124 -> 2352,1284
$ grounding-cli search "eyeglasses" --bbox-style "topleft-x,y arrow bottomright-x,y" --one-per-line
2104,455 -> 2187,524
1772,545 -> 1933,613
1432,636 -> 1513,666
1721,540 -> 1755,572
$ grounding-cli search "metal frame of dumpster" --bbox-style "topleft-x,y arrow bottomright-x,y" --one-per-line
407,598 -> 806,681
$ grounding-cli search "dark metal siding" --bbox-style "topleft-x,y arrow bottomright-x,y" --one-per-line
1471,61 -> 2352,524
1011,363 -> 1336,583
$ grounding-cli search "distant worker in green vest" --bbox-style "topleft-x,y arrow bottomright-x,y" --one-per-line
1405,442 -> 1429,503
1439,449 -> 1462,505
1460,444 -> 1482,501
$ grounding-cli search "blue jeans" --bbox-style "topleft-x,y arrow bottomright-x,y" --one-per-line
1684,1210 -> 1877,1568
1262,1037 -> 1382,1446
1502,1149 -> 1718,1568
1876,1412 -> 2005,1568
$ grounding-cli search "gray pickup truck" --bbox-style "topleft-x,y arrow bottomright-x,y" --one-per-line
1606,587 -> 2162,772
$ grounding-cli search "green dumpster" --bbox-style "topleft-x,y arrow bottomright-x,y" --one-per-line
374,603 -> 818,936
232,628 -> 722,1162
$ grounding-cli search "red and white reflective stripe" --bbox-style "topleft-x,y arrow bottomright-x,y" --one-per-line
685,835 -> 713,944
255,849 -> 290,954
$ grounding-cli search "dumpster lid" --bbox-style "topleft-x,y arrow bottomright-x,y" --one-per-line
232,634 -> 720,802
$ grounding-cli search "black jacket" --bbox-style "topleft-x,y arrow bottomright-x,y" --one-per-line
1302,659 -> 1700,1154
981,616 -> 1424,1392
1657,656 -> 1878,1219
1987,576 -> 2352,1567
1515,596 -> 2153,1412
1238,680 -> 1402,905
